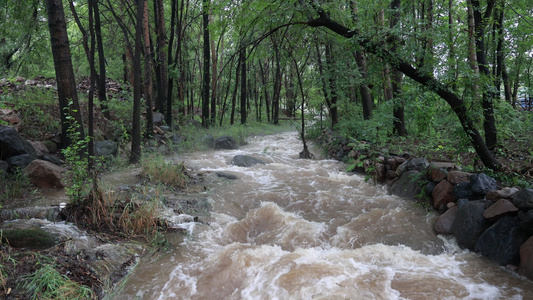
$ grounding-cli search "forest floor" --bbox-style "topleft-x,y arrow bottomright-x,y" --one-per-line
1,76 -> 533,298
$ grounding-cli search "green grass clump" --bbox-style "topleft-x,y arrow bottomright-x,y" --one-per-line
140,154 -> 188,188
21,264 -> 94,300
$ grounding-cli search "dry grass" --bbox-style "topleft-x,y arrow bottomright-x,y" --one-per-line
140,155 -> 189,189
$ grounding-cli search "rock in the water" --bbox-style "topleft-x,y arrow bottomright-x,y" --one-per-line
513,188 -> 533,210
483,199 -> 519,222
475,216 -> 525,266
519,236 -> 533,281
231,155 -> 266,167
24,159 -> 66,189
432,179 -> 455,209
434,206 -> 458,234
1,226 -> 56,249
214,135 -> 238,150
7,154 -> 35,171
216,172 -> 238,180
451,200 -> 490,250
389,170 -> 422,198
0,126 -> 37,160
95,140 -> 118,157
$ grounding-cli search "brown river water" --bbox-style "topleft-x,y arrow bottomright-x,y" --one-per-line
115,132 -> 533,299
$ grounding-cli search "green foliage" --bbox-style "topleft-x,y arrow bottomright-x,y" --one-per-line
62,107 -> 91,202
20,263 -> 94,300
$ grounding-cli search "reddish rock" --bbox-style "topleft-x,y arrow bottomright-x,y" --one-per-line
486,187 -> 519,202
434,206 -> 458,234
447,171 -> 472,185
483,199 -> 519,222
432,179 -> 455,209
24,159 -> 66,189
519,236 -> 533,281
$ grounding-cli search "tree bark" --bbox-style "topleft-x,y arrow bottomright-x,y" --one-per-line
130,0 -> 144,163
154,0 -> 168,122
201,0 -> 210,128
390,0 -> 407,136
240,47 -> 247,124
45,0 -> 85,149
143,0 -> 153,140
93,0 -> 110,119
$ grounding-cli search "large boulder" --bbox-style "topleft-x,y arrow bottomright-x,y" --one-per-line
231,155 -> 266,167
404,158 -> 430,173
24,159 -> 66,189
0,126 -> 37,160
432,179 -> 455,209
475,216 -> 526,266
513,188 -> 533,210
389,170 -> 422,198
470,173 -> 498,196
7,154 -> 35,171
486,187 -> 519,202
1,226 -> 56,249
95,140 -> 118,157
451,200 -> 490,250
519,236 -> 533,280
433,206 -> 458,234
214,135 -> 238,150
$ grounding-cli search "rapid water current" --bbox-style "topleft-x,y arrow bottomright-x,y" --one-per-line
116,131 -> 533,299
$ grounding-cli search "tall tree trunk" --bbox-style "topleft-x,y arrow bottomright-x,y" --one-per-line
167,0 -> 177,126
88,0 -> 96,169
130,0 -> 144,163
45,0 -> 85,149
230,57 -> 241,125
240,46 -> 247,124
390,0 -> 407,136
259,59 -> 271,122
470,0 -> 497,150
93,0 -> 109,119
325,41 -> 338,127
154,0 -> 168,122
272,40 -> 281,125
143,0 -> 153,140
201,0 -> 210,128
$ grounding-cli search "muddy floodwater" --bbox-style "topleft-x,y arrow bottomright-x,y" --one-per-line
115,132 -> 533,299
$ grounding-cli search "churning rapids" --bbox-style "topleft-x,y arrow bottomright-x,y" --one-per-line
116,132 -> 533,299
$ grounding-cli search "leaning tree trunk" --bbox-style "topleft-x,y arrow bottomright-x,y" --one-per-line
45,0 -> 85,149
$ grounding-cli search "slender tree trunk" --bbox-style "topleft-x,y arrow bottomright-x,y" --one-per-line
272,40 -> 281,125
470,0 -> 497,150
143,0 -> 153,140
390,0 -> 407,136
88,0 -> 96,169
130,0 -> 144,163
45,0 -> 84,149
230,57 -> 241,125
259,59 -> 270,122
325,41 -> 338,127
201,0 -> 210,128
93,0 -> 109,119
154,0 -> 168,122
240,47 -> 247,124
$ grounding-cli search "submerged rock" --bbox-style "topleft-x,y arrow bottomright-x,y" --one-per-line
215,135 -> 238,150
231,155 -> 266,167
1,225 -> 56,249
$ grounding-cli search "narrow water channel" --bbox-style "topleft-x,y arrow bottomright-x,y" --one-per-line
116,132 -> 532,299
